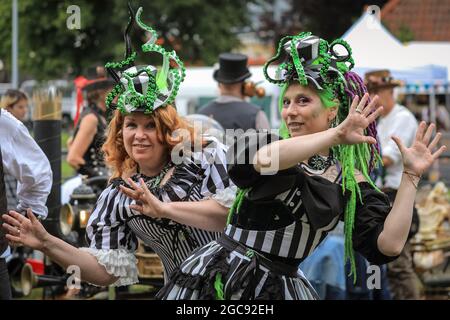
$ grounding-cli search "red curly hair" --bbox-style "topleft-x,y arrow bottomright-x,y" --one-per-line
102,105 -> 198,179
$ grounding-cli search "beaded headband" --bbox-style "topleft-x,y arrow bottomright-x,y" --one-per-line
105,5 -> 186,115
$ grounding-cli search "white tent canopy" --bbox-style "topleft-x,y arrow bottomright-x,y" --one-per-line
405,42 -> 450,82
342,12 -> 448,84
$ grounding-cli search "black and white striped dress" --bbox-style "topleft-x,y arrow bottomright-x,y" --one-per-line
80,138 -> 236,286
157,132 -> 398,300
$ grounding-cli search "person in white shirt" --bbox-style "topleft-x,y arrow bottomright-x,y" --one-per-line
0,108 -> 52,299
365,69 -> 420,300
1,89 -> 31,211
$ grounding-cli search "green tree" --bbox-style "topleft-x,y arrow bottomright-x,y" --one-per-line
0,0 -> 252,81
395,24 -> 415,43
257,0 -> 389,45
292,0 -> 389,40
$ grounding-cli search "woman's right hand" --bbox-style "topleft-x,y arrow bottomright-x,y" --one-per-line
334,93 -> 384,146
119,178 -> 169,219
1,209 -> 49,251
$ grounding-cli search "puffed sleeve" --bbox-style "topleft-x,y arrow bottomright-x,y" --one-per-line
80,183 -> 139,286
352,183 -> 400,265
198,137 -> 237,208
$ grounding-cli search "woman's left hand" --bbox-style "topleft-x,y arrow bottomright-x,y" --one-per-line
393,121 -> 447,176
119,178 -> 168,219
335,93 -> 384,145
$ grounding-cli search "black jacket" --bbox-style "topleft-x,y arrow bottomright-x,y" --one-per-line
198,100 -> 260,131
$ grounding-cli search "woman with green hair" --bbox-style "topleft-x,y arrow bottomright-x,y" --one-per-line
157,33 -> 443,300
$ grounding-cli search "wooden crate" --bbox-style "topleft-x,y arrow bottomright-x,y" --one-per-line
135,252 -> 164,279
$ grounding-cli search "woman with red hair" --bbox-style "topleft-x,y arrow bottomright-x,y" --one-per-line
1,7 -> 235,287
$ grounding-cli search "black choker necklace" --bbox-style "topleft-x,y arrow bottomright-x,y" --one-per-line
300,154 -> 336,174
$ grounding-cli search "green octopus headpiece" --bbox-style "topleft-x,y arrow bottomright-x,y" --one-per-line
105,5 -> 186,115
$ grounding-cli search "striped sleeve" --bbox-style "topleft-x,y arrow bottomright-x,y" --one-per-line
80,184 -> 139,286
198,138 -> 235,207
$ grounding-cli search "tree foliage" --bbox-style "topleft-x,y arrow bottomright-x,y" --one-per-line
257,0 -> 389,45
0,0 -> 252,81
292,0 -> 389,40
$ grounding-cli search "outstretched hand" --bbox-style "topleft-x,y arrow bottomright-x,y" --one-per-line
119,178 -> 168,219
2,209 -> 49,251
335,93 -> 384,145
393,121 -> 446,177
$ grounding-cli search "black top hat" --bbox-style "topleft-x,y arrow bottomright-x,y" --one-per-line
213,53 -> 252,84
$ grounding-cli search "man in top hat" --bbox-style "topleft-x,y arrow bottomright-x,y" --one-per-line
198,53 -> 270,131
365,69 -> 420,300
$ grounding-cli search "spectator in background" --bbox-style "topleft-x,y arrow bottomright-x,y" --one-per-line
67,66 -> 114,177
198,53 -> 270,131
365,69 -> 420,300
0,108 -> 52,300
0,89 -> 28,122
0,89 -> 30,211
421,104 -> 450,132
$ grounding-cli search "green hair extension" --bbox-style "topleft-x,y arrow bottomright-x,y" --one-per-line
227,188 -> 250,225
214,273 -> 225,300
338,144 -> 359,282
278,83 -> 290,139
